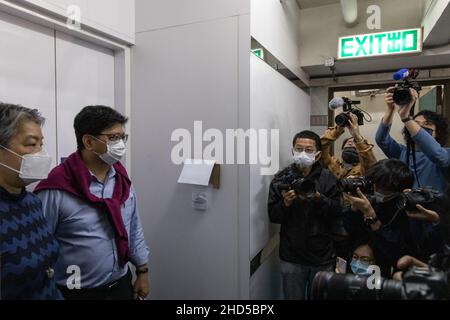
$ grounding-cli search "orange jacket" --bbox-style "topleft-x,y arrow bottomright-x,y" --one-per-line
321,126 -> 377,179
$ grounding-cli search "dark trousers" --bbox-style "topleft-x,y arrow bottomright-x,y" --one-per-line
280,260 -> 333,300
58,270 -> 134,300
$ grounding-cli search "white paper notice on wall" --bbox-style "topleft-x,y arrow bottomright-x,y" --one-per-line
177,159 -> 216,186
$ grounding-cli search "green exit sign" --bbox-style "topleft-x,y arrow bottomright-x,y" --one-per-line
338,28 -> 422,60
252,48 -> 264,60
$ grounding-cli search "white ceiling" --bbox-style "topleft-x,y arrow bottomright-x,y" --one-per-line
296,0 -> 341,9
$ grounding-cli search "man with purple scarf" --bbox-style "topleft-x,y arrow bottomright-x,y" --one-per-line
35,106 -> 150,300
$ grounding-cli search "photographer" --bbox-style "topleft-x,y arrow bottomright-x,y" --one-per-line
268,131 -> 342,300
321,113 -> 377,265
376,87 -> 450,192
321,112 -> 377,179
335,242 -> 379,277
343,159 -> 445,270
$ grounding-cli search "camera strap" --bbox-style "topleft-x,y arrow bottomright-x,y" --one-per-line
405,105 -> 421,188
383,207 -> 403,228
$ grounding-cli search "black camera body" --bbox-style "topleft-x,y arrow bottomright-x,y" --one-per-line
279,178 -> 316,199
396,188 -> 443,211
401,267 -> 449,300
335,98 -> 365,127
338,177 -> 374,196
392,69 -> 422,107
312,245 -> 450,300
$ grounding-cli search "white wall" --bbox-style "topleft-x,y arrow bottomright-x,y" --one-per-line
251,0 -> 309,85
299,0 -> 426,68
136,0 -> 249,32
132,0 -> 250,300
310,86 -> 329,137
20,0 -> 135,44
250,54 -> 311,299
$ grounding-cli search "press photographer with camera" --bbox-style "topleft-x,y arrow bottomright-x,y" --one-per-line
322,100 -> 377,180
342,159 -> 445,270
268,131 -> 342,300
334,240 -> 378,275
312,208 -> 450,300
376,69 -> 450,193
323,98 -> 377,265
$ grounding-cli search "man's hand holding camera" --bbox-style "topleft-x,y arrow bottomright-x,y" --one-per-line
396,88 -> 419,120
282,190 -> 297,207
344,188 -> 381,231
406,205 -> 440,224
346,112 -> 363,143
282,190 -> 322,207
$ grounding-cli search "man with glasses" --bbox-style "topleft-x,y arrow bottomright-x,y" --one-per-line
35,106 -> 150,300
268,131 -> 342,300
376,87 -> 450,192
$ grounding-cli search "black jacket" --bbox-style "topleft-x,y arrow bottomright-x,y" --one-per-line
268,162 -> 342,266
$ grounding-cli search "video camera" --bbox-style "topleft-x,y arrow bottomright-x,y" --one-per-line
329,97 -> 366,127
311,245 -> 450,300
391,68 -> 422,107
396,188 -> 444,211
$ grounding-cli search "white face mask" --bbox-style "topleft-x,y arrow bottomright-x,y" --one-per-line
293,151 -> 318,169
92,136 -> 127,166
0,145 -> 53,185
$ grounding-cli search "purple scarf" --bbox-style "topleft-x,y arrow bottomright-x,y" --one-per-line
35,151 -> 131,267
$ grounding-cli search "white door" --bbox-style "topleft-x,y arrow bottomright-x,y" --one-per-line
0,11 -> 57,167
55,31 -> 115,160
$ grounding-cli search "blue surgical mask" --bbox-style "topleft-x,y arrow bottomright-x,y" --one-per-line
350,259 -> 371,276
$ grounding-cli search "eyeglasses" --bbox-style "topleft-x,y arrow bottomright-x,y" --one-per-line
294,148 -> 316,155
97,133 -> 129,143
352,255 -> 374,264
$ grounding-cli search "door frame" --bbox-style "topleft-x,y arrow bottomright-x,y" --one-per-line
0,0 -> 133,172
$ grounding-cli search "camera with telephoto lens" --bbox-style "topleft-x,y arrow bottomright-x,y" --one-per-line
311,245 -> 450,300
279,178 -> 316,199
335,98 -> 365,127
391,68 -> 422,107
396,188 -> 443,211
338,177 -> 374,196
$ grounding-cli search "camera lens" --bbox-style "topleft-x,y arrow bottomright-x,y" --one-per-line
335,113 -> 350,127
393,88 -> 412,106
293,179 -> 316,197
311,271 -> 404,300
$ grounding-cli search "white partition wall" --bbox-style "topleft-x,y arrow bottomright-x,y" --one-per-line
0,10 -> 57,167
249,54 -> 311,299
132,0 -> 251,300
55,31 -> 115,160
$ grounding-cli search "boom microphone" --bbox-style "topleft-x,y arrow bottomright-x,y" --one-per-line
329,97 -> 345,111
393,68 -> 413,81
